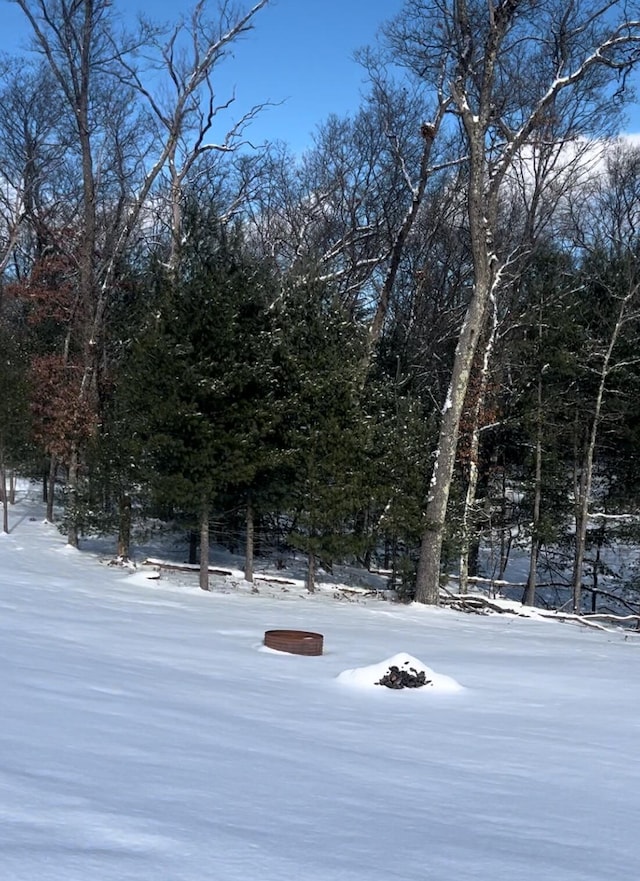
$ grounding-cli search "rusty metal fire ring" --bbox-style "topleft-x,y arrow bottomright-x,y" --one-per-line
264,629 -> 324,656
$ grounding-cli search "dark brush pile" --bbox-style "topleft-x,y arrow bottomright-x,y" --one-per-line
376,662 -> 433,689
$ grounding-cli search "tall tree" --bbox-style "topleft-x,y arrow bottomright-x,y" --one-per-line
124,205 -> 277,588
563,143 -> 640,611
0,57 -> 66,283
11,0 -> 271,543
272,278 -> 370,591
379,0 -> 640,604
0,304 -> 30,533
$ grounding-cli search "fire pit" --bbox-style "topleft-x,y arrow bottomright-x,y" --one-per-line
264,629 -> 324,656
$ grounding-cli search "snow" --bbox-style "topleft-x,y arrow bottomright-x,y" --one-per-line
3,484 -> 640,880
336,652 -> 464,694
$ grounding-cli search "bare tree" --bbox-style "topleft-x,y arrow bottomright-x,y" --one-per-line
243,71 -> 460,355
116,0 -> 270,268
0,58 -> 65,282
11,0 -> 271,556
563,142 -> 640,611
457,136 -> 601,600
380,0 -> 640,604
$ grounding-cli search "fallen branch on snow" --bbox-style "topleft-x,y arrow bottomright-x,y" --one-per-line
142,558 -> 233,576
441,593 -> 640,633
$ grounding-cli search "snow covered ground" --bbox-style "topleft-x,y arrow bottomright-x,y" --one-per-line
2,484 -> 640,880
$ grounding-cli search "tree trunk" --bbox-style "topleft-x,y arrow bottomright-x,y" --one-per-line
458,302 -> 497,593
591,524 -> 605,612
572,458 -> 589,614
306,551 -> 316,594
46,454 -> 56,522
199,497 -> 210,591
117,493 -> 132,560
458,456 -> 480,595
524,373 -> 544,606
244,497 -> 254,583
1,459 -> 7,534
414,273 -> 494,604
498,465 -> 511,580
66,446 -> 79,547
414,84 -> 503,605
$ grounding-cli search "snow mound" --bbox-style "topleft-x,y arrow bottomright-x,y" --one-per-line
336,652 -> 464,694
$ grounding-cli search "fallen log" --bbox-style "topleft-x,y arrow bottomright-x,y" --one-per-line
442,594 -> 512,614
581,612 -> 640,626
142,558 -> 233,576
255,575 -> 298,586
142,559 -> 299,585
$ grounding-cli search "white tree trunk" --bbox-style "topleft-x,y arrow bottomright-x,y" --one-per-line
415,267 -> 495,604
523,374 -> 543,607
458,298 -> 497,593
46,455 -> 56,523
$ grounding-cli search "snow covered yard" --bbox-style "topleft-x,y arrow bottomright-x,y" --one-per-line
2,488 -> 640,880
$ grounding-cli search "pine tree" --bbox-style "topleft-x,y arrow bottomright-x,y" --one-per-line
122,206 -> 279,586
270,278 -> 370,591
0,304 -> 31,531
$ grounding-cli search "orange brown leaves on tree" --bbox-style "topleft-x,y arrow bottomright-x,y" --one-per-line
28,354 -> 97,463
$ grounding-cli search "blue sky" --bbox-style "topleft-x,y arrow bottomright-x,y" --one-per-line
135,0 -> 405,152
1,0 -> 404,154
3,0 -> 639,150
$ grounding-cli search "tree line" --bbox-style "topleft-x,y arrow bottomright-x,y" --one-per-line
2,0 -> 640,609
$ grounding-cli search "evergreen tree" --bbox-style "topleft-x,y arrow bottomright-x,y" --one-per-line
123,206 -> 279,587
0,303 -> 31,531
270,278 -> 370,591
